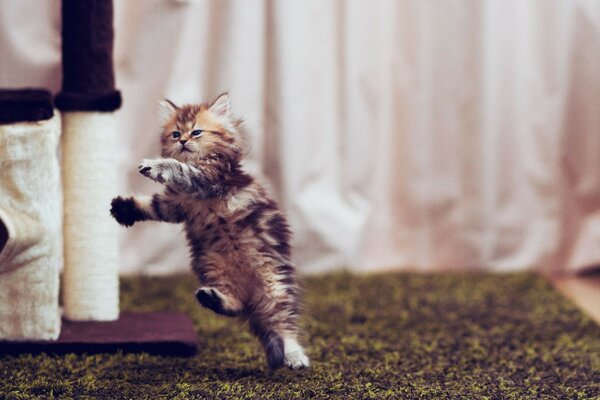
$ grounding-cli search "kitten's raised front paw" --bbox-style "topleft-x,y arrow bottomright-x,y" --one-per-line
110,196 -> 142,227
138,159 -> 167,184
284,350 -> 310,370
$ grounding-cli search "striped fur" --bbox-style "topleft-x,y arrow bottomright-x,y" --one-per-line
111,94 -> 308,369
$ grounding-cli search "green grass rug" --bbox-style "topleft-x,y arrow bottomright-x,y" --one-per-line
1,272 -> 599,399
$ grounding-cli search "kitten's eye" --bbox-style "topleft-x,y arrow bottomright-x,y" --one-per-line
171,131 -> 181,140
191,130 -> 203,137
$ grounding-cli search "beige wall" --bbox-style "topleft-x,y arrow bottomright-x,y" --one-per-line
1,0 -> 599,274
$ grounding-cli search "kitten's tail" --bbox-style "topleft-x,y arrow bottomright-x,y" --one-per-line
262,331 -> 284,370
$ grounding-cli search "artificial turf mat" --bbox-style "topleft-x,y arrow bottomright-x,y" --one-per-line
0,272 -> 599,399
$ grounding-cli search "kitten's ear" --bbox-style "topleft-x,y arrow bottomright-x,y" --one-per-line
209,93 -> 230,117
159,99 -> 178,124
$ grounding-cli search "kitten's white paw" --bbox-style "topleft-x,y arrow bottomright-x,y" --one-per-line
138,159 -> 167,183
283,337 -> 309,370
284,350 -> 310,370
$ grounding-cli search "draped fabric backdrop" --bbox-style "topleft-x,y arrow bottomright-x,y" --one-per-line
1,0 -> 599,274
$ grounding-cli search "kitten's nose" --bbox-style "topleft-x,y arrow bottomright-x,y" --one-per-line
179,139 -> 188,145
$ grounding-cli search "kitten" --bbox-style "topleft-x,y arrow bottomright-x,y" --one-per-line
110,94 -> 309,370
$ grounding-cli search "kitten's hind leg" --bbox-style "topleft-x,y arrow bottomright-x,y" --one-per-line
283,336 -> 310,370
195,287 -> 243,317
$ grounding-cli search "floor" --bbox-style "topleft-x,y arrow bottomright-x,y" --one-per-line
3,272 -> 597,399
550,272 -> 600,324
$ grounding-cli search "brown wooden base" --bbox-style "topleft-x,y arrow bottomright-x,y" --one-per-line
0,312 -> 198,357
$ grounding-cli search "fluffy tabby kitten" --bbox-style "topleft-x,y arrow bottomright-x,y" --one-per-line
110,94 -> 309,370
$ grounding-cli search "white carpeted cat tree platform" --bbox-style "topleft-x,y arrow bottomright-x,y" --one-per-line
0,90 -> 62,341
0,0 -> 197,356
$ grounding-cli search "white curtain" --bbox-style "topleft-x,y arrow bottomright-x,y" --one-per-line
1,0 -> 599,274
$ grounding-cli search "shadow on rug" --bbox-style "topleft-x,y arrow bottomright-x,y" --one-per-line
0,272 -> 598,399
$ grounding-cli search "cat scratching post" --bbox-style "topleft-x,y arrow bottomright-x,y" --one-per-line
56,0 -> 121,321
0,89 -> 62,340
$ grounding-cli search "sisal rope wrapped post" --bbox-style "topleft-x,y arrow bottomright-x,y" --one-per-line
56,0 -> 121,321
0,90 -> 62,340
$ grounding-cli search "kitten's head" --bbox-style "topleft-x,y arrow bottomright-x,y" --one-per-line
158,93 -> 244,163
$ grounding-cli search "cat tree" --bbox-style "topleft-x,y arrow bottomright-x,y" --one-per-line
0,90 -> 62,341
0,0 -> 197,356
